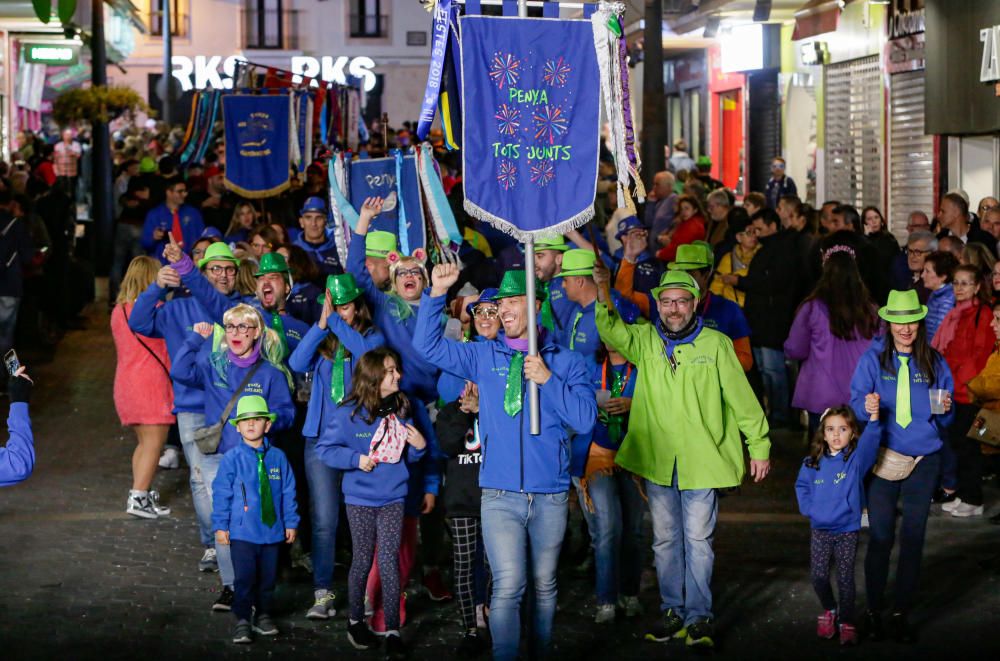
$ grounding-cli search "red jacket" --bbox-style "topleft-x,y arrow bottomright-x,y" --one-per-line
941,301 -> 996,404
656,215 -> 706,263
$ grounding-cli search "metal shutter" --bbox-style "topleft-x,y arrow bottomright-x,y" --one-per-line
748,70 -> 781,195
824,55 -> 883,209
888,70 -> 933,241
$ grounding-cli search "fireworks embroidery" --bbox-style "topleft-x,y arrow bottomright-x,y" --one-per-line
543,57 -> 572,88
532,105 -> 569,144
497,159 -> 518,191
489,52 -> 522,90
529,160 -> 556,187
495,104 -> 522,137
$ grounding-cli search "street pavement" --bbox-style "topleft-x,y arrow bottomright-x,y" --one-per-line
1,296 -> 998,660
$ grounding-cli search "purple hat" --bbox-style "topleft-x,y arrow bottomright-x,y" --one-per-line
614,215 -> 645,240
466,288 -> 499,317
300,196 -> 327,216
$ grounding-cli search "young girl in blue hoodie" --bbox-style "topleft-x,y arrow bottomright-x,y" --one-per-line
795,404 -> 882,646
316,347 -> 427,659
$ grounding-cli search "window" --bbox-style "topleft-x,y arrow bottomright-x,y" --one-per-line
243,0 -> 287,50
351,0 -> 385,38
149,0 -> 184,37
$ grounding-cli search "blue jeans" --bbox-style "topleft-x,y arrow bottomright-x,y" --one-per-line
752,347 -> 790,424
304,437 -> 342,590
574,471 -> 645,605
230,541 -> 280,622
646,468 -> 718,626
481,489 -> 569,661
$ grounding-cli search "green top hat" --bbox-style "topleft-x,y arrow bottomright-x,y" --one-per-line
668,242 -> 714,271
197,242 -> 240,270
366,231 -> 398,258
878,289 -> 928,324
555,249 -> 597,278
651,270 -> 701,302
319,273 -> 363,306
228,395 -> 277,426
533,235 -> 569,253
493,270 -> 547,301
255,252 -> 290,277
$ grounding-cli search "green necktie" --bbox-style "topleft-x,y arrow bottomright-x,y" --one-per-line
504,351 -> 525,417
329,343 -> 346,403
540,283 -> 554,332
569,310 -> 583,351
896,355 -> 912,429
270,312 -> 289,360
256,450 -> 277,527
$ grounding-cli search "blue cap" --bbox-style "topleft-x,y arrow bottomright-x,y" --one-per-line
200,226 -> 223,240
466,288 -> 499,317
614,215 -> 645,240
300,196 -> 327,216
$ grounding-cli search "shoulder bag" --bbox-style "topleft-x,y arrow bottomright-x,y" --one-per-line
192,362 -> 263,454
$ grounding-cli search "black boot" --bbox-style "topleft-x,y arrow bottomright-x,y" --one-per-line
864,610 -> 884,641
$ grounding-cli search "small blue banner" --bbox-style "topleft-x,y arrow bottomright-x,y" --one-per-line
223,94 -> 291,198
348,155 -> 427,252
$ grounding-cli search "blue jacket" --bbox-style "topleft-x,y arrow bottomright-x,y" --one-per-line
316,404 -> 428,507
286,281 -> 323,326
795,420 -> 882,532
0,403 -> 34,487
171,333 -> 296,454
925,284 -> 954,342
211,439 -> 300,544
415,292 -> 596,493
554,295 -> 639,370
699,292 -> 751,341
288,319 -> 386,439
569,360 -> 638,477
293,232 -> 343,278
129,283 -> 243,413
141,204 -> 205,263
765,175 -> 798,210
346,231 -> 440,402
849,337 -> 954,457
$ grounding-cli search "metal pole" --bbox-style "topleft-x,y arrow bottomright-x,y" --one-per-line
162,0 -> 173,125
92,0 -> 114,273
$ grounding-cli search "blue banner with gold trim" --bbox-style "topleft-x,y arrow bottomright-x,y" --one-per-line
223,94 -> 291,198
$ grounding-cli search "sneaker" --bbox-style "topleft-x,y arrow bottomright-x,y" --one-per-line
888,611 -> 916,643
475,603 -> 489,630
290,540 -> 313,573
941,497 -> 964,513
620,595 -> 643,618
232,620 -> 253,644
860,510 -> 870,529
158,446 -> 180,469
125,491 -> 158,519
212,586 -> 234,612
685,619 -> 715,648
951,502 -> 985,517
347,620 -> 380,650
816,610 -> 836,639
422,568 -> 454,602
595,603 -> 616,624
253,613 -> 278,636
932,489 -> 958,504
644,608 -> 687,642
384,632 -> 407,660
148,490 -> 171,517
839,623 -> 858,646
457,629 -> 488,658
307,589 -> 337,620
864,610 -> 884,641
199,548 -> 219,573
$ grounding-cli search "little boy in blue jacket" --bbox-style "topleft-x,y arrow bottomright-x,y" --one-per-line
212,396 -> 299,645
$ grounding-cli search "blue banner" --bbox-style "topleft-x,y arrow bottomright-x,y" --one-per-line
417,0 -> 452,141
223,94 -> 291,198
460,16 -> 600,238
348,155 -> 426,252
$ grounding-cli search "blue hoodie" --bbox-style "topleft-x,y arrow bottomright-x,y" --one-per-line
415,292 -> 596,493
171,333 -> 297,454
316,404 -> 428,507
569,360 -> 638,477
293,232 -> 343,277
288,318 -> 386,439
211,438 -> 300,544
141,204 -> 205,263
849,337 -> 954,457
286,281 -> 323,326
128,282 -> 243,413
795,419 -> 882,532
0,403 -> 34,487
925,284 -> 954,341
554,294 -> 640,371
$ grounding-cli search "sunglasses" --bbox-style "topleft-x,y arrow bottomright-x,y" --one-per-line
472,305 -> 499,319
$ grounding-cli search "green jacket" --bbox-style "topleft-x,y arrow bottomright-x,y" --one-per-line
595,306 -> 770,489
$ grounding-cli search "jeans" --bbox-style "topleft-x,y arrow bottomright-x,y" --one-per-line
177,411 -> 234,588
482,489 -> 569,661
574,471 -> 645,605
304,437 -> 342,590
230,540 -> 281,622
865,452 -> 940,613
646,467 -> 719,626
752,346 -> 790,425
0,296 -> 20,356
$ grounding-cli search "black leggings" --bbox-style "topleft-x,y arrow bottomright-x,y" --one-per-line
347,502 -> 404,630
810,529 -> 859,624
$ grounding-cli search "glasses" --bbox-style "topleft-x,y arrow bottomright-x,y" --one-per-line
206,265 -> 237,275
658,297 -> 695,309
395,268 -> 424,279
953,280 -> 977,288
906,247 -> 931,256
472,305 -> 499,319
224,323 -> 257,335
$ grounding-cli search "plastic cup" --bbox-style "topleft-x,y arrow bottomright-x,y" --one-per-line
929,389 -> 948,415
596,389 -> 612,408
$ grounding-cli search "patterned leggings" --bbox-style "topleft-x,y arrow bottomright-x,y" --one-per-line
346,502 -> 404,630
810,529 -> 859,624
451,516 -> 491,630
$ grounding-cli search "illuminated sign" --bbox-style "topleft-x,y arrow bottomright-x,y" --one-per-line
24,43 -> 79,65
720,24 -> 763,73
171,55 -> 377,92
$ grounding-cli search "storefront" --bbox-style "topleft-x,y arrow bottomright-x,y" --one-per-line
664,50 -> 707,165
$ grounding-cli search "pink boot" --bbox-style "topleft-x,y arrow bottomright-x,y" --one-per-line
839,623 -> 858,646
817,610 -> 836,639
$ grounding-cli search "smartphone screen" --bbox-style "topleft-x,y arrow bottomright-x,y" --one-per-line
4,349 -> 20,376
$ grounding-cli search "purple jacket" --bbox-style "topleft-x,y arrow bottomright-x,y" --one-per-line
784,299 -> 875,414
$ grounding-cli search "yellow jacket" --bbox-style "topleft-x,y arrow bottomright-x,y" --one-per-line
710,245 -> 759,307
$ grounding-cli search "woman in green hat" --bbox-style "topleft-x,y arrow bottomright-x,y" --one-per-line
288,273 -> 385,621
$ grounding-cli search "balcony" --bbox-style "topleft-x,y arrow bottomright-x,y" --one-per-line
349,13 -> 389,39
241,9 -> 300,50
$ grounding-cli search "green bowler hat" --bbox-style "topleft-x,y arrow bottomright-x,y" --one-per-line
319,273 -> 363,306
668,242 -> 714,271
555,249 -> 597,278
197,242 -> 240,269
878,289 -> 928,324
533,235 -> 569,252
651,270 -> 701,301
492,270 -> 547,301
228,395 -> 277,426
366,231 -> 398,258
255,252 -> 291,277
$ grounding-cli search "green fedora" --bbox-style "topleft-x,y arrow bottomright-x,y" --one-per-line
555,249 -> 597,278
667,242 -> 713,271
318,273 -> 363,306
878,289 -> 928,324
254,252 -> 290,277
228,395 -> 277,427
651,270 -> 701,301
533,235 -> 569,253
366,231 -> 398,258
197,242 -> 240,269
492,270 -> 547,301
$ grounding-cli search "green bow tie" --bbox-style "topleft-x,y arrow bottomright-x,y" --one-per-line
896,355 -> 912,429
256,450 -> 277,527
504,351 -> 525,417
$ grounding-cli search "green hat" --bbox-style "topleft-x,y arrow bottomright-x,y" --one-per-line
492,270 -> 547,301
651,270 -> 701,301
366,231 -> 398,258
228,395 -> 277,426
555,249 -> 597,278
197,242 -> 240,269
254,252 -> 290,277
878,289 -> 928,324
668,242 -> 714,271
696,155 -> 712,168
533,235 -> 569,253
139,156 -> 157,173
319,273 -> 363,306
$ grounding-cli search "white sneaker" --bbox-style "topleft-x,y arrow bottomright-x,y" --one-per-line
125,491 -> 157,519
950,502 -> 984,517
620,595 -> 643,618
861,510 -> 869,528
148,490 -> 171,516
158,447 -> 180,469
199,547 -> 219,573
594,604 -> 616,624
475,603 -> 489,630
942,497 -> 964,513
306,589 -> 337,620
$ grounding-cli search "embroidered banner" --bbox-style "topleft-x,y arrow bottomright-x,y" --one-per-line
460,16 -> 600,239
347,154 -> 426,252
223,94 -> 291,198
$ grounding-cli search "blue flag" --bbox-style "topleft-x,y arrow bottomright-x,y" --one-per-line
223,95 -> 291,198
348,155 -> 426,253
460,16 -> 600,239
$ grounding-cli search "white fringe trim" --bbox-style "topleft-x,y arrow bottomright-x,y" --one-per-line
463,198 -> 594,243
